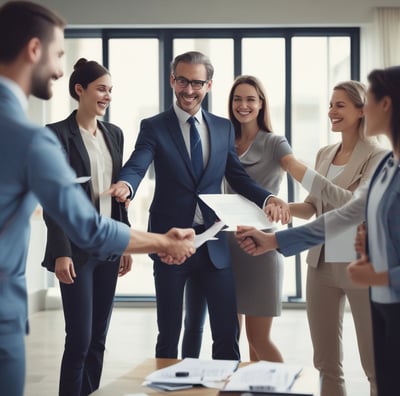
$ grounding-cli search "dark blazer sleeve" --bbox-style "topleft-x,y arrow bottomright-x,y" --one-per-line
41,118 -> 76,270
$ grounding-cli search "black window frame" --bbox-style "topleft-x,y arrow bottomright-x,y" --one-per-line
65,26 -> 360,302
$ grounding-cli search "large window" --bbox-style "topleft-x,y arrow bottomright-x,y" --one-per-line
45,27 -> 359,301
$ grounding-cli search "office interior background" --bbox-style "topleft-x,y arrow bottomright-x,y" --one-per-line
15,0 -> 400,313
4,1 -> 397,395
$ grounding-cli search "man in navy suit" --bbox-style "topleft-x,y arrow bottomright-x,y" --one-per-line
0,3 -> 195,395
109,51 -> 290,360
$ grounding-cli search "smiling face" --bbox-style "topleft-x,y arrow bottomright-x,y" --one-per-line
328,88 -> 363,135
170,61 -> 212,115
76,74 -> 112,117
231,83 -> 263,128
31,26 -> 64,100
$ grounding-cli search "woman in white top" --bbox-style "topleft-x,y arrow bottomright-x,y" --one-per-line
42,58 -> 132,396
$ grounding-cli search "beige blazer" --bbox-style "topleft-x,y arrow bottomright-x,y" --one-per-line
305,138 -> 388,268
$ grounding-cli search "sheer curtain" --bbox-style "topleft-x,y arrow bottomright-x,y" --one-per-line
374,7 -> 400,67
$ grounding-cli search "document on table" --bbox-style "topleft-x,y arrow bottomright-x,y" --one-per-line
199,194 -> 274,231
143,357 -> 239,391
221,360 -> 304,393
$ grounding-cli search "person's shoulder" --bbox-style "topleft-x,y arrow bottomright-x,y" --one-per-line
142,108 -> 174,124
99,120 -> 123,135
20,122 -> 62,154
6,116 -> 49,140
203,110 -> 230,123
46,112 -> 76,135
260,131 -> 287,144
317,142 -> 339,156
362,138 -> 390,156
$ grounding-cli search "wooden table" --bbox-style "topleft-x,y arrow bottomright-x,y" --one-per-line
91,358 -> 319,396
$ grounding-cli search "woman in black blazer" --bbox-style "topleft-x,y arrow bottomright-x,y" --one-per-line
41,58 -> 132,396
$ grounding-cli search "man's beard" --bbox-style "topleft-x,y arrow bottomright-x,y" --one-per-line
31,53 -> 55,100
31,72 -> 52,100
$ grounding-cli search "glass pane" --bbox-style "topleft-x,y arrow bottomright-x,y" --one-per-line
241,38 -> 297,298
46,39 -> 102,124
291,36 -> 351,298
292,36 -> 351,167
173,39 -> 234,117
108,39 -> 159,296
242,38 -> 286,138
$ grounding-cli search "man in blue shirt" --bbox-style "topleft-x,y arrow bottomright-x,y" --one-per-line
0,3 -> 194,395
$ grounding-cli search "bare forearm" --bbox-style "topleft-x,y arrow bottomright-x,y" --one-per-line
289,202 -> 315,219
124,229 -> 168,254
285,156 -> 307,183
123,227 -> 195,264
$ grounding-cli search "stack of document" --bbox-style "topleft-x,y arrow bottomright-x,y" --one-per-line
143,358 -> 311,394
143,358 -> 239,391
221,360 -> 309,395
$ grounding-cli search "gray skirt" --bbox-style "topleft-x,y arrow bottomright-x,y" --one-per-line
227,232 -> 283,317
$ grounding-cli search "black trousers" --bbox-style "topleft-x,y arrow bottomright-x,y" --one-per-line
153,244 -> 240,360
370,299 -> 400,396
58,257 -> 120,396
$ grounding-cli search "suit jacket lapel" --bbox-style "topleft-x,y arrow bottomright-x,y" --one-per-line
98,121 -> 119,180
329,140 -> 372,188
317,143 -> 339,177
201,111 -> 217,184
67,113 -> 91,177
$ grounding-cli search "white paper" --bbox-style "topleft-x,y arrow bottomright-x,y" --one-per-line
222,360 -> 302,393
325,224 -> 358,262
75,176 -> 91,184
144,357 -> 238,386
194,221 -> 226,248
199,194 -> 273,231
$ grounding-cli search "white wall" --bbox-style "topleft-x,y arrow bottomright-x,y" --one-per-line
6,0 -> 398,313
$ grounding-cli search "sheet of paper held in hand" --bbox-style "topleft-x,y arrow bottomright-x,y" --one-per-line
194,221 -> 226,248
199,194 -> 274,231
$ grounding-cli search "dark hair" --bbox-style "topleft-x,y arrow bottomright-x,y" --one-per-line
0,1 -> 65,63
368,66 -> 400,155
170,51 -> 214,80
69,58 -> 110,101
228,75 -> 273,139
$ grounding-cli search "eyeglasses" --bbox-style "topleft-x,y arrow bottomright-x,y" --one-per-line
173,76 -> 208,90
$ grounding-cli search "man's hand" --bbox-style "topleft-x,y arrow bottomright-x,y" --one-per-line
235,225 -> 278,256
264,196 -> 291,225
55,257 -> 76,284
347,256 -> 388,287
103,181 -> 130,204
118,255 -> 133,276
158,228 -> 196,265
346,222 -> 389,287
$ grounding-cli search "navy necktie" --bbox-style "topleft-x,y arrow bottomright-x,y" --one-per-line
188,116 -> 203,180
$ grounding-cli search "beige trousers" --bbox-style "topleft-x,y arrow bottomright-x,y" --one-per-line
306,262 -> 376,396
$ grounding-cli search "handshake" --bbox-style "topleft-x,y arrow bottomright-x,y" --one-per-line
156,228 -> 196,265
108,181 -> 290,264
